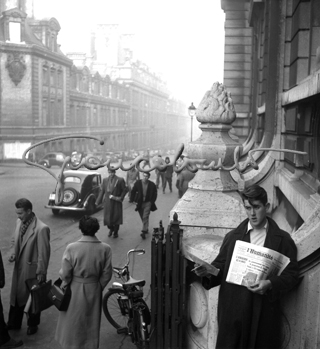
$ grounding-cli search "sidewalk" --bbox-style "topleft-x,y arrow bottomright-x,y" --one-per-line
1,169 -> 180,349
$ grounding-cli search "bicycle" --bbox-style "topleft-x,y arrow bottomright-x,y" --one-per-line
102,249 -> 151,349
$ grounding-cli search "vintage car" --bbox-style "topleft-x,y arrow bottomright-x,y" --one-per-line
45,170 -> 103,215
38,152 -> 69,168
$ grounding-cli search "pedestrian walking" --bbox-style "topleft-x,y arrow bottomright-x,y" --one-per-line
55,216 -> 112,349
176,167 -> 195,198
95,168 -> 127,238
155,155 -> 165,189
126,165 -> 140,202
7,198 -> 50,336
163,156 -> 173,194
130,172 -> 157,239
0,250 -> 23,348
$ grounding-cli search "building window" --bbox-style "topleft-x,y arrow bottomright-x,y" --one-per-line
284,99 -> 319,178
50,69 -> 55,86
9,22 -> 21,43
42,99 -> 48,126
57,70 -> 63,88
50,100 -> 55,125
43,67 -> 49,85
57,99 -> 63,125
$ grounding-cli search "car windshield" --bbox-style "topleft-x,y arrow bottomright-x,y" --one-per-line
64,177 -> 81,184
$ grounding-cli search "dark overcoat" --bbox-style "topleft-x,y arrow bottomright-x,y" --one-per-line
203,217 -> 299,349
130,179 -> 157,211
96,175 -> 127,226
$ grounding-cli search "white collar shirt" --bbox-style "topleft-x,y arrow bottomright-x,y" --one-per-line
246,219 -> 269,247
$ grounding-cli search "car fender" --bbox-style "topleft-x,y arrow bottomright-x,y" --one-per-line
83,193 -> 96,207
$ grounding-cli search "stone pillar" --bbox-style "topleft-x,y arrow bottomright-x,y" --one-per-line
170,82 -> 247,348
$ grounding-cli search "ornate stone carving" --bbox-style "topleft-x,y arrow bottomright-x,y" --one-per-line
196,82 -> 236,124
5,52 -> 26,86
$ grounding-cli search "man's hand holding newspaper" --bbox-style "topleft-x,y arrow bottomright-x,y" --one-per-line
226,241 -> 290,295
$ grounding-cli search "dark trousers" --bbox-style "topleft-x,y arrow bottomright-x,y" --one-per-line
138,202 -> 151,232
0,295 -> 10,346
163,177 -> 172,192
8,300 -> 41,328
108,224 -> 119,233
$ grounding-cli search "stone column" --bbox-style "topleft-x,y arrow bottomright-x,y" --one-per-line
170,82 -> 247,348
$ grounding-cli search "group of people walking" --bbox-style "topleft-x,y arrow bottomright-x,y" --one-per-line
1,198 -> 113,349
1,181 -> 300,349
95,167 -> 158,240
95,155 -> 193,240
0,156 -> 198,348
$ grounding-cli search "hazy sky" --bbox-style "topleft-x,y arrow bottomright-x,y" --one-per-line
34,0 -> 225,106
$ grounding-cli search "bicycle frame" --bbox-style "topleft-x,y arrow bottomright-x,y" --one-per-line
103,249 -> 150,348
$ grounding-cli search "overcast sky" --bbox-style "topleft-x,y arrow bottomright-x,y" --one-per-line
34,0 -> 225,107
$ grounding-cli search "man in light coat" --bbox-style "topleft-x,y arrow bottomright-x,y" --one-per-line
7,198 -> 50,336
95,168 -> 127,238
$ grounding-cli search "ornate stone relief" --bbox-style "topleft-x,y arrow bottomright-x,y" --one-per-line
5,52 -> 26,86
196,82 -> 236,124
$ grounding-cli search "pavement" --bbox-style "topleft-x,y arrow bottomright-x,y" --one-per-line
0,161 -> 180,349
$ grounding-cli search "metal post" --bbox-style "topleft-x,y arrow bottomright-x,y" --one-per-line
188,102 -> 196,143
191,115 -> 193,142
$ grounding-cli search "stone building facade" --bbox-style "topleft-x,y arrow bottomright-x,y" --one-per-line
0,1 -> 188,160
175,1 -> 320,348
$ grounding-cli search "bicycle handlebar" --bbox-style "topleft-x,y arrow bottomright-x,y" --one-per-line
126,249 -> 145,266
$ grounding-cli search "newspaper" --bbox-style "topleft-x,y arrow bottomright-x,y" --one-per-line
226,240 -> 290,287
186,251 -> 220,276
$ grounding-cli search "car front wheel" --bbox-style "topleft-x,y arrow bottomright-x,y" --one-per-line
40,161 -> 50,168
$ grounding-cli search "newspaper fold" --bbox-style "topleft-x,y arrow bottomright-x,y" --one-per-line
226,240 -> 290,287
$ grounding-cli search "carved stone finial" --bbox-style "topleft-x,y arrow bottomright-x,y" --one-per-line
196,82 -> 236,124
6,53 -> 26,86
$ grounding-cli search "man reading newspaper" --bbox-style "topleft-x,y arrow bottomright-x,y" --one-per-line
194,185 -> 299,349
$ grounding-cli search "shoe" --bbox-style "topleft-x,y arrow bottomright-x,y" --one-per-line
27,326 -> 38,335
5,324 -> 21,331
108,230 -> 113,237
0,338 -> 23,348
140,232 -> 146,239
113,233 -> 119,238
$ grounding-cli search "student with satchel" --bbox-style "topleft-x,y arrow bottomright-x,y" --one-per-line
55,216 -> 113,349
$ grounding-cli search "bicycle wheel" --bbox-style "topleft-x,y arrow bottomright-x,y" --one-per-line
132,301 -> 150,348
102,289 -> 129,329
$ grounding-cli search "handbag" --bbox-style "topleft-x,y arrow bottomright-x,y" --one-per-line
25,278 -> 53,314
48,278 -> 71,311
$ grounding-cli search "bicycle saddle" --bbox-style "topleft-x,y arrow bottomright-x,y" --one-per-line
123,277 -> 146,288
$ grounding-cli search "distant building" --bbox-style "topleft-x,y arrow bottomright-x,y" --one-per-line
0,0 -> 188,160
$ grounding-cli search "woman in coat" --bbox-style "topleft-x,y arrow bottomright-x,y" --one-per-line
55,216 -> 113,349
95,168 -> 127,238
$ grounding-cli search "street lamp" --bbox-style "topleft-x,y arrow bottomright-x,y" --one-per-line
188,102 -> 196,142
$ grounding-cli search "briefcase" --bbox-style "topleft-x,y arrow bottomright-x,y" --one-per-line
48,278 -> 71,311
25,278 -> 53,314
